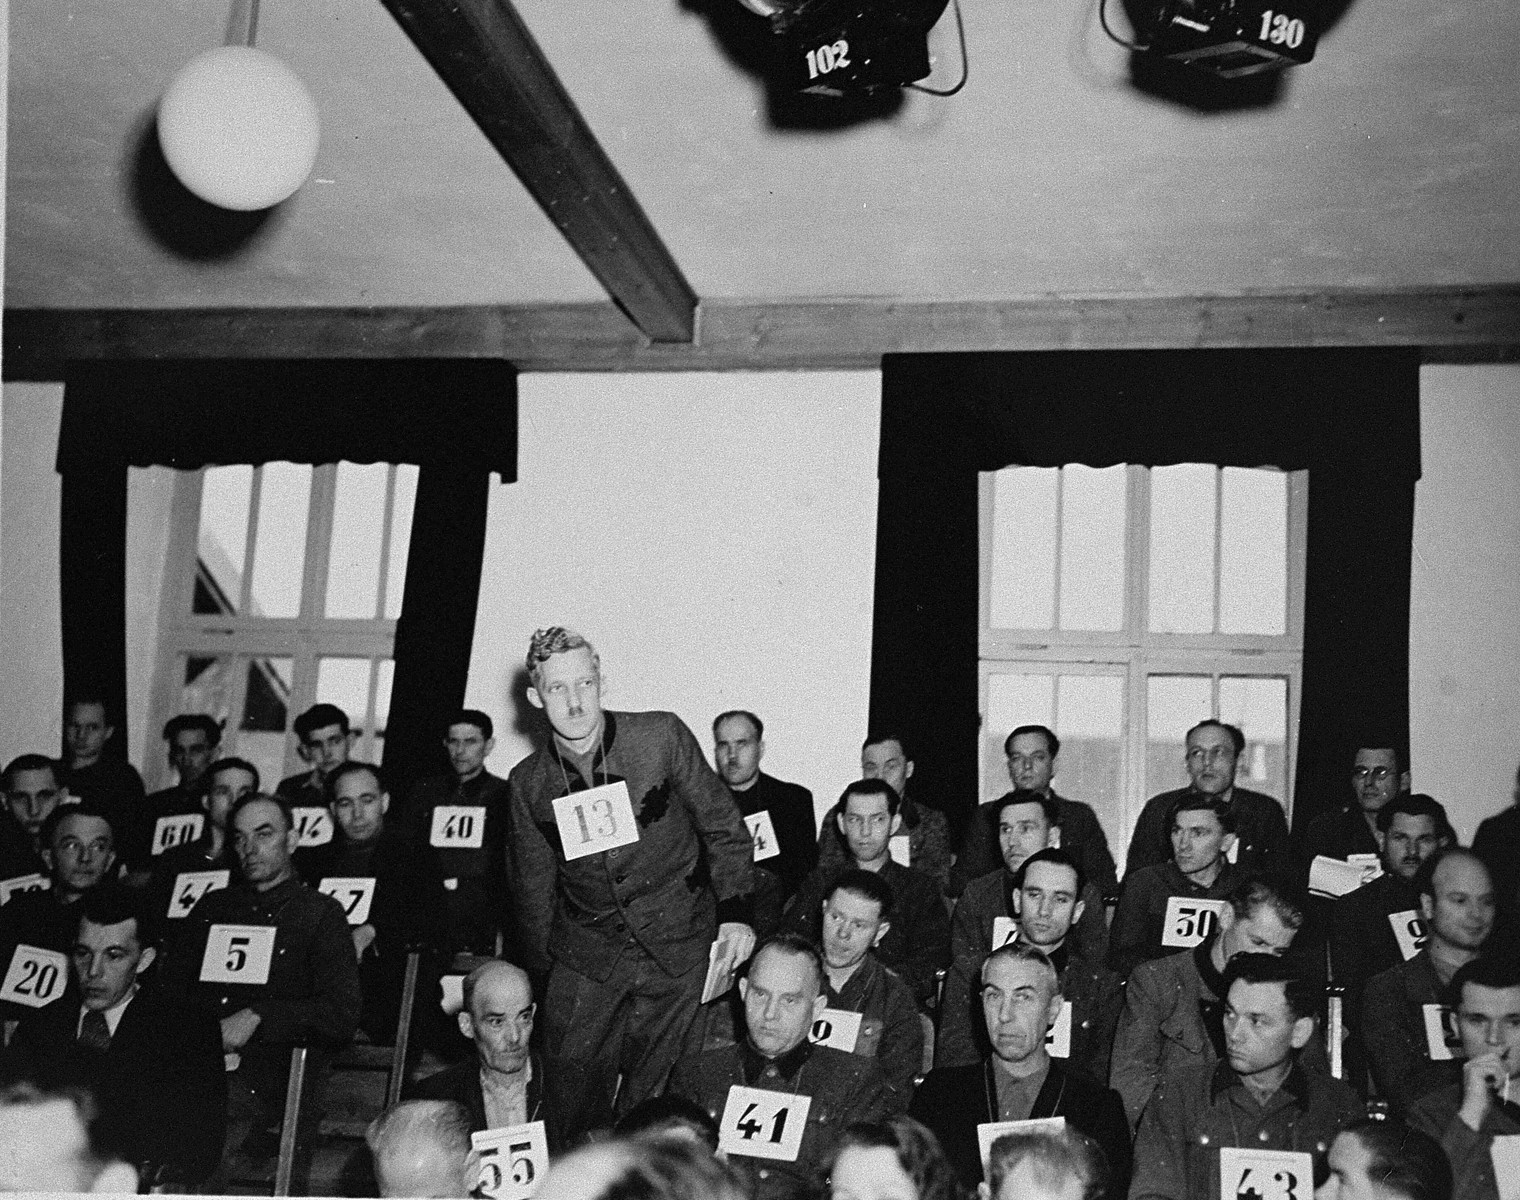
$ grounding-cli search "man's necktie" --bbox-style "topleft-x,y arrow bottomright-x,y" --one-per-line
78,1009 -> 111,1052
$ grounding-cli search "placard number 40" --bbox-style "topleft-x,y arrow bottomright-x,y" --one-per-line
1258,11 -> 1305,48
806,40 -> 852,80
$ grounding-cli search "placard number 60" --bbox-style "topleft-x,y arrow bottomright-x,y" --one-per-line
806,40 -> 852,80
1258,11 -> 1305,48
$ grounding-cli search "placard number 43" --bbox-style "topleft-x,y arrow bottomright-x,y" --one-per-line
1258,11 -> 1305,48
736,1102 -> 789,1144
1235,1167 -> 1301,1200
806,40 -> 852,79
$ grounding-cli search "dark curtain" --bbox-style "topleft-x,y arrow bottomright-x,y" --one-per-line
873,348 -> 1420,846
57,360 -> 517,789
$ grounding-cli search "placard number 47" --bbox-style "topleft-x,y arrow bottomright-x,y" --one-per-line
1258,11 -> 1305,48
806,40 -> 852,80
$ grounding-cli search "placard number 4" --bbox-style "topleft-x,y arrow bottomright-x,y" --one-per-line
736,1102 -> 789,1144
1258,11 -> 1305,48
1236,1167 -> 1301,1200
806,40 -> 852,80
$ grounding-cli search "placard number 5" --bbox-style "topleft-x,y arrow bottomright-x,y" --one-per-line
736,1102 -> 789,1145
1258,11 -> 1305,48
572,799 -> 616,844
806,40 -> 852,80
226,935 -> 251,973
1235,1167 -> 1300,1200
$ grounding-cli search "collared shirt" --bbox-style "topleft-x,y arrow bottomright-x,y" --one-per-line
740,1038 -> 814,1087
76,985 -> 136,1038
480,1058 -> 532,1131
992,1055 -> 1050,1121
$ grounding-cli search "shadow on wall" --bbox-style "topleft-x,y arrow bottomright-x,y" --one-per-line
508,665 -> 541,745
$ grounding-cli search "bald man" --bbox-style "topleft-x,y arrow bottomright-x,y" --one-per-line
367,1100 -> 477,1199
407,960 -> 612,1150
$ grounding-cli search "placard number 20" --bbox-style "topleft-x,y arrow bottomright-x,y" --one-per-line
806,40 -> 852,80
1258,11 -> 1305,48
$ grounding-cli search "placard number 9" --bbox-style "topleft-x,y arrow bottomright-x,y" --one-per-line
806,40 -> 852,80
1257,11 -> 1305,48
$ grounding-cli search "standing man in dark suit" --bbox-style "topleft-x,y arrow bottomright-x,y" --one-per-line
910,942 -> 1131,1194
1124,719 -> 1289,878
59,699 -> 149,877
408,710 -> 513,955
275,703 -> 355,853
144,715 -> 222,840
713,710 -> 817,935
0,754 -> 64,883
507,627 -> 756,1114
5,885 -> 226,1188
407,959 -> 611,1149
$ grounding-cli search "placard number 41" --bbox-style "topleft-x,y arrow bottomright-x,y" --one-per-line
1258,11 -> 1305,48
806,40 -> 852,80
736,1102 -> 789,1144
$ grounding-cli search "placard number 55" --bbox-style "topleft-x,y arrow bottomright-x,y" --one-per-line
806,40 -> 852,80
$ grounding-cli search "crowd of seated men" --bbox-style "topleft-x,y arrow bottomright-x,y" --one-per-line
0,630 -> 1516,1200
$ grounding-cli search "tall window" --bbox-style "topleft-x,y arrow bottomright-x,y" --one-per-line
146,462 -> 418,792
979,464 -> 1307,862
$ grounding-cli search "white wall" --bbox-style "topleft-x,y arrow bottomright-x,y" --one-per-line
1410,365 -> 1520,842
124,467 -> 176,776
465,372 -> 882,828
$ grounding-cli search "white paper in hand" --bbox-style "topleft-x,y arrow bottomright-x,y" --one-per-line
701,930 -> 743,1003
1309,855 -> 1368,898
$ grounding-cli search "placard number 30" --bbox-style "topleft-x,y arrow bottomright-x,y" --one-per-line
806,40 -> 852,80
1258,11 -> 1306,48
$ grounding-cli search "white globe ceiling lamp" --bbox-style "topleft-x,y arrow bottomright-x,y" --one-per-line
157,1 -> 319,211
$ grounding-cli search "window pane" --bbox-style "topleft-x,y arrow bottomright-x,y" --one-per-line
383,465 -> 419,620
372,660 -> 395,760
1058,465 -> 1126,631
1219,468 -> 1288,635
249,463 -> 311,618
316,657 -> 372,736
326,463 -> 390,618
989,468 -> 1057,629
1219,676 -> 1288,800
196,465 -> 252,614
985,673 -> 1054,802
1053,675 -> 1125,855
1147,675 -> 1212,797
181,655 -> 236,726
1149,464 -> 1216,633
240,656 -> 293,793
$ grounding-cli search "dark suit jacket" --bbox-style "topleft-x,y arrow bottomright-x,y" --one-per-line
409,770 -> 512,954
1124,785 -> 1289,878
909,1058 -> 1132,1194
6,984 -> 227,1184
952,793 -> 1118,896
406,1051 -> 613,1153
731,772 -> 817,933
1362,949 -> 1462,1110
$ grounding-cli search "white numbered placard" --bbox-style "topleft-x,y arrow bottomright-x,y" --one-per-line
1226,839 -> 1240,864
291,807 -> 334,848
553,782 -> 639,861
0,874 -> 50,906
1389,910 -> 1427,961
472,1120 -> 548,1200
1045,1000 -> 1072,1058
976,1118 -> 1065,1176
888,834 -> 911,867
809,1008 -> 864,1053
745,811 -> 780,863
992,916 -> 1019,949
718,1086 -> 810,1162
431,805 -> 487,850
167,869 -> 230,919
1422,1003 -> 1463,1062
1219,1147 -> 1312,1200
199,924 -> 277,985
1490,1135 -> 1520,1200
152,812 -> 204,855
319,877 -> 377,926
1162,897 -> 1227,948
0,944 -> 68,1008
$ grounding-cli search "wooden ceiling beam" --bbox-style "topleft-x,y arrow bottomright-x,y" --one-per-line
378,0 -> 697,343
6,286 -> 1519,377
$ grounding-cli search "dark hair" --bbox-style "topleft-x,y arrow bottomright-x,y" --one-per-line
2,754 -> 61,793
987,1125 -> 1108,1200
712,711 -> 763,741
206,757 -> 261,792
832,1116 -> 961,1200
161,714 -> 222,746
292,703 -> 350,740
1339,1119 -> 1451,1200
1170,792 -> 1237,834
1187,719 -> 1245,756
229,792 -> 295,834
825,868 -> 896,924
614,1095 -> 721,1152
995,788 -> 1060,828
1013,847 -> 1086,901
448,709 -> 494,740
1413,846 -> 1488,902
76,884 -> 150,945
1445,955 -> 1520,1008
1226,874 -> 1306,931
862,731 -> 911,760
839,777 -> 901,818
40,802 -> 114,851
324,760 -> 384,805
1003,724 -> 1061,759
1221,952 -> 1316,1021
1376,793 -> 1451,837
748,934 -> 825,992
